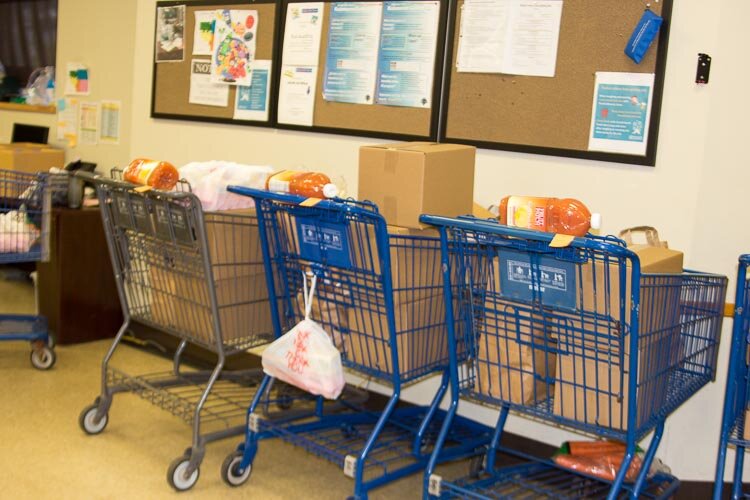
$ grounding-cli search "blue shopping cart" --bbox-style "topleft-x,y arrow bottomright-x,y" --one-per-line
420,215 -> 727,499
714,254 -> 750,499
0,168 -> 58,369
223,187 -> 491,499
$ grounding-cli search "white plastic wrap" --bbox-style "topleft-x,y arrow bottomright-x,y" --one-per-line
179,161 -> 273,211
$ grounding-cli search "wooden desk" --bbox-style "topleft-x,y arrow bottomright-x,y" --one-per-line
37,207 -> 122,344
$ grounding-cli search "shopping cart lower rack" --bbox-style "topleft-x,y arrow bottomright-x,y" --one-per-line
223,186 -> 492,499
0,168 -> 60,369
420,215 -> 728,500
74,171 -> 313,491
713,254 -> 750,499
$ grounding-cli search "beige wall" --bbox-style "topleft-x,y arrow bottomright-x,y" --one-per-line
0,0 -> 137,170
3,0 -> 741,482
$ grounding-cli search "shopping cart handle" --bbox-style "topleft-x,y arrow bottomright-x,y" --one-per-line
419,214 -> 634,257
227,185 -> 368,213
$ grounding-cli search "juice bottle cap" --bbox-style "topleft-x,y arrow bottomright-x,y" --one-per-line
590,213 -> 602,230
322,183 -> 339,198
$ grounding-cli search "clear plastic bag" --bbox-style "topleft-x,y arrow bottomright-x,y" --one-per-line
24,66 -> 55,105
261,273 -> 346,400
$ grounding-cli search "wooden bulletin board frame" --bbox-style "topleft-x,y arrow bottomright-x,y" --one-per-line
274,0 -> 448,141
440,0 -> 673,166
151,0 -> 281,128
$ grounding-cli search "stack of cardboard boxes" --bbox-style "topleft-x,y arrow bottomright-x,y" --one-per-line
345,142 -> 475,377
149,210 -> 276,346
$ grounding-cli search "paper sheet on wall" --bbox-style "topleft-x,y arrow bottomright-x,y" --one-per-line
282,3 -> 324,66
322,2 -> 382,104
277,65 -> 317,126
456,0 -> 562,77
99,100 -> 121,145
375,1 -> 440,108
210,9 -> 258,85
65,63 -> 90,95
155,5 -> 185,62
79,102 -> 100,146
234,60 -> 272,121
56,97 -> 79,146
588,72 -> 654,156
189,59 -> 230,106
193,11 -> 215,55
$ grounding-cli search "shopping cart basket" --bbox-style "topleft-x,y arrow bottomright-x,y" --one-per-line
74,171 -> 302,491
420,215 -> 727,500
223,187 -> 491,499
0,168 -> 59,369
713,254 -> 750,499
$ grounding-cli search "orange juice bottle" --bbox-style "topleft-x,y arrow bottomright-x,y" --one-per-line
266,170 -> 339,198
498,196 -> 601,237
123,158 -> 179,190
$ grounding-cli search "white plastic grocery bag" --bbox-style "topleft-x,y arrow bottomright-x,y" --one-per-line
261,273 -> 345,400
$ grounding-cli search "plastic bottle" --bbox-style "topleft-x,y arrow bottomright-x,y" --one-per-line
266,170 -> 339,198
498,196 -> 601,237
123,158 -> 180,190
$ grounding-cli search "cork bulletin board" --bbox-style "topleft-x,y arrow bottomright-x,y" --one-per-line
151,0 -> 280,126
274,0 -> 448,140
441,0 -> 673,166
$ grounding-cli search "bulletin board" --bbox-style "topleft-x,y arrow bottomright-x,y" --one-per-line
274,0 -> 448,141
151,0 -> 280,127
441,0 -> 673,166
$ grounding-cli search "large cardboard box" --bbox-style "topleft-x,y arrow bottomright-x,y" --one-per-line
345,293 -> 447,376
0,143 -> 65,174
348,224 -> 442,303
358,142 -> 475,229
203,210 -> 264,277
150,271 -> 274,344
474,298 -> 556,405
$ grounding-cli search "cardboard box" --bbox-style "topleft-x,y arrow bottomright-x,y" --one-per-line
0,143 -> 65,174
474,298 -> 556,405
348,224 -> 442,303
358,142 -> 475,229
745,409 -> 750,441
150,271 -> 275,344
203,210 -> 264,277
551,318 -> 680,431
345,293 -> 447,377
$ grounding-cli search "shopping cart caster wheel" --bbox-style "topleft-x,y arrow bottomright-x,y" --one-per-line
276,384 -> 295,410
30,346 -> 56,370
168,456 -> 200,491
468,452 -> 486,479
340,424 -> 357,439
221,451 -> 252,487
79,404 -> 108,435
47,332 -> 56,349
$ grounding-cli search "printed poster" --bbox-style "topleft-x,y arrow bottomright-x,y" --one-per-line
322,2 -> 383,104
588,72 -> 655,155
189,59 -> 230,107
234,60 -> 272,121
99,100 -> 121,145
65,63 -> 90,95
277,65 -> 317,126
193,11 -> 215,55
79,102 -> 99,146
282,3 -> 324,66
155,5 -> 185,62
211,9 -> 258,85
375,1 -> 440,108
56,97 -> 79,146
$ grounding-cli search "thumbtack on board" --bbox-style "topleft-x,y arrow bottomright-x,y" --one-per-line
696,53 -> 711,84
